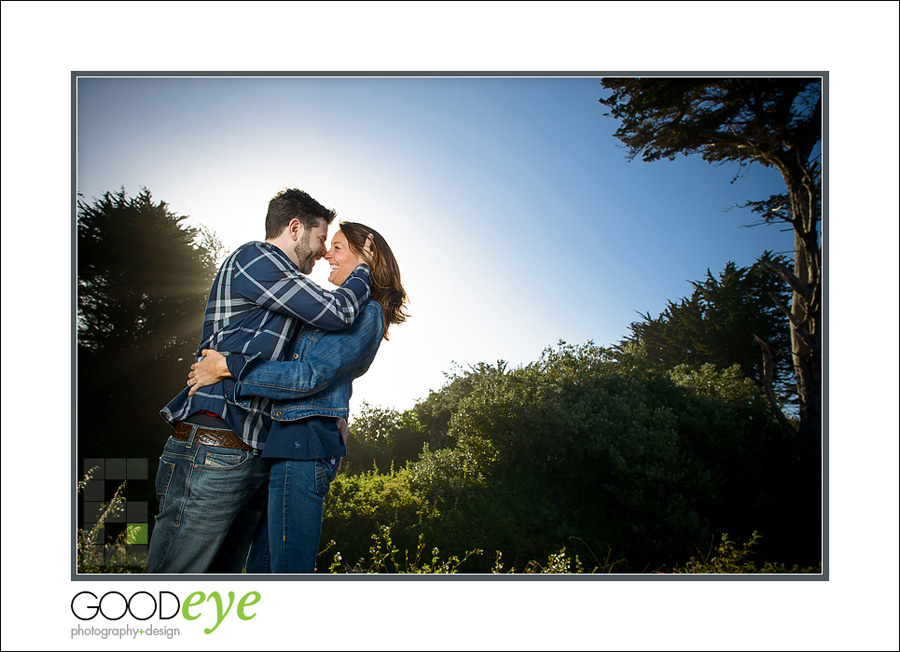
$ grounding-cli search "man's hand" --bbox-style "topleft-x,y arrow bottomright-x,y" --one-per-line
336,417 -> 349,470
187,349 -> 231,396
357,233 -> 375,267
336,417 -> 349,445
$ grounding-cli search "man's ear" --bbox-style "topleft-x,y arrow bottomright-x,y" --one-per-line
287,218 -> 303,241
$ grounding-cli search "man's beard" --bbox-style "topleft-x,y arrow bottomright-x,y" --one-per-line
294,238 -> 316,274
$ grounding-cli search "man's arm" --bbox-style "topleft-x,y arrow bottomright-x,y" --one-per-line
227,243 -> 371,331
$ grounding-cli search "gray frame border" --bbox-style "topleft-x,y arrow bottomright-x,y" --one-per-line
71,70 -> 828,582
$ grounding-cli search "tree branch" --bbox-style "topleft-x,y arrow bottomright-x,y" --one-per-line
759,259 -> 813,301
753,335 -> 796,434
767,292 -> 821,358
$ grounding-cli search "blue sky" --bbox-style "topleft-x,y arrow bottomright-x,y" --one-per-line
76,75 -> 794,413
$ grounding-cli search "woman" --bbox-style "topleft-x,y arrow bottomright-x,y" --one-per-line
187,221 -> 408,572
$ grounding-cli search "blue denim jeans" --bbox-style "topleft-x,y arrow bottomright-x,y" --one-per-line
245,456 -> 339,573
146,426 -> 269,573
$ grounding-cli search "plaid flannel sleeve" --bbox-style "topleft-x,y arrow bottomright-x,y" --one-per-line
232,244 -> 371,330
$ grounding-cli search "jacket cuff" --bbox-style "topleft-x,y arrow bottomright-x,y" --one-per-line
226,352 -> 259,383
226,354 -> 254,409
348,263 -> 371,281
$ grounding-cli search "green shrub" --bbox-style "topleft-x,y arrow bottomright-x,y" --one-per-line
674,531 -> 821,574
327,526 -> 483,574
323,341 -> 814,572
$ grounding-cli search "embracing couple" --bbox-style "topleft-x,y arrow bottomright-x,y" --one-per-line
146,188 -> 409,574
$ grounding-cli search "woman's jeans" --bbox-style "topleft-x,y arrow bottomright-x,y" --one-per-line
246,456 -> 340,573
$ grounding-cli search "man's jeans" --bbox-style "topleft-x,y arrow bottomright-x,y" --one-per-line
245,456 -> 339,573
146,426 -> 269,573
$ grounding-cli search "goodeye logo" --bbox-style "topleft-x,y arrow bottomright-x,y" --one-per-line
70,590 -> 260,637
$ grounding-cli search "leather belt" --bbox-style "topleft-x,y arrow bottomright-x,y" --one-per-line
172,422 -> 252,450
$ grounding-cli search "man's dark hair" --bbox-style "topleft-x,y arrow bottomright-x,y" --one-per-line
265,188 -> 337,239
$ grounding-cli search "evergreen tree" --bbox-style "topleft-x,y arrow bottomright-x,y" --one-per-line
620,254 -> 796,416
77,187 -> 222,460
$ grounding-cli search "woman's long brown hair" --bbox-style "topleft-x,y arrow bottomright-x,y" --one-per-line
340,221 -> 409,339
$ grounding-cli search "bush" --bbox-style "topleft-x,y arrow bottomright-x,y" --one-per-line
674,531 -> 821,574
327,526 -> 484,574
323,341 -> 813,572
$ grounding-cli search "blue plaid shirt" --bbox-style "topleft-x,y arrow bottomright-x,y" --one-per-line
160,241 -> 371,449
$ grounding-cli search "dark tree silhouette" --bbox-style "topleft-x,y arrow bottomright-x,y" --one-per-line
599,77 -> 822,453
619,253 -> 796,424
77,187 -> 222,460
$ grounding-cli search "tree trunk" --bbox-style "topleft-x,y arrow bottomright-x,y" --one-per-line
784,168 -> 823,563
785,166 -> 822,461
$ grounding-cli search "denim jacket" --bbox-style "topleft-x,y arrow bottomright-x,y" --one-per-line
225,300 -> 384,421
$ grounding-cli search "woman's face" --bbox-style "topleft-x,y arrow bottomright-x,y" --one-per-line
324,230 -> 358,286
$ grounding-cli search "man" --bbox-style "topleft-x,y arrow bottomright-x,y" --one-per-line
146,188 -> 372,573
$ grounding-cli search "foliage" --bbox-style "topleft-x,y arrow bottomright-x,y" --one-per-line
619,254 -> 796,409
516,540 -> 627,574
320,468 -> 432,569
77,186 -> 220,353
320,525 -> 815,574
598,78 -> 821,169
323,339 -> 816,572
407,439 -> 496,501
411,362 -> 500,449
326,526 -> 483,574
674,531 -> 820,574
522,548 -> 589,574
76,468 -> 141,573
77,187 -> 222,461
344,363 -> 512,475
343,403 -> 430,474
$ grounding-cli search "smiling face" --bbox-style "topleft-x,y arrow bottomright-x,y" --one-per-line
324,230 -> 358,286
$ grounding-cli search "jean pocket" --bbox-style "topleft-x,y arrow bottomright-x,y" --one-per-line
314,457 -> 339,497
198,449 -> 249,470
154,460 -> 176,511
160,436 -> 195,462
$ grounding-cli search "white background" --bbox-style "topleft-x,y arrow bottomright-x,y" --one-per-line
2,2 -> 898,650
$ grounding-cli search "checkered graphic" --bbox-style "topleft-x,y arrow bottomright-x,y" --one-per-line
81,458 -> 150,567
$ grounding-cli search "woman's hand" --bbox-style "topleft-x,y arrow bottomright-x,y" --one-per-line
187,349 -> 232,396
